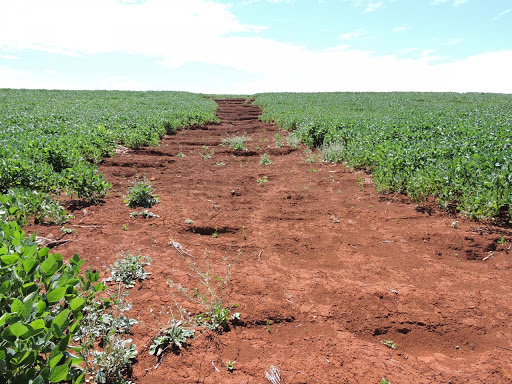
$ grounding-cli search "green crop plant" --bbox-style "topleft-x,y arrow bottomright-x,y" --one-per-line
253,92 -> 512,221
0,89 -> 218,219
0,221 -> 138,384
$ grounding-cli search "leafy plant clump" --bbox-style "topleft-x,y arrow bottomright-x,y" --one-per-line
322,141 -> 346,163
259,153 -> 273,165
129,210 -> 159,219
0,188 -> 71,227
149,321 -> 195,358
221,134 -> 251,151
106,251 -> 152,289
0,221 -> 101,384
124,177 -> 160,209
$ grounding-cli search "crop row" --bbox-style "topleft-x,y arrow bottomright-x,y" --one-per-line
254,92 -> 512,220
0,89 -> 218,223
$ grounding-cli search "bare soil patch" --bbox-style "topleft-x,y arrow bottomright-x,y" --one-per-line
30,99 -> 512,383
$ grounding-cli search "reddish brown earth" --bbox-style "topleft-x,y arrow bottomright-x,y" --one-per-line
30,99 -> 512,383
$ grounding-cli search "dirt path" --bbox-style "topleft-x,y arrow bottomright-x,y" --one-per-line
32,99 -> 512,383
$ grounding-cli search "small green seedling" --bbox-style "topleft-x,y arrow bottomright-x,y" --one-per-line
60,226 -> 74,234
226,360 -> 236,372
256,176 -> 269,184
122,224 -> 128,231
381,339 -> 397,349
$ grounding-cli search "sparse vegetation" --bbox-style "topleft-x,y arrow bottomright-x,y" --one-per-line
260,153 -> 273,165
130,210 -> 160,219
106,251 -> 152,289
221,134 -> 251,151
124,176 -> 160,208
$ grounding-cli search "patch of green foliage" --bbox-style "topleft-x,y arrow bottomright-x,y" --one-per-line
106,251 -> 151,289
0,89 -> 218,214
221,134 -> 251,151
254,92 -> 512,220
124,177 -> 159,209
0,222 -> 99,383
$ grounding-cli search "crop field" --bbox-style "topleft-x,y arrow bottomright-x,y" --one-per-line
255,92 -> 512,220
1,91 -> 512,383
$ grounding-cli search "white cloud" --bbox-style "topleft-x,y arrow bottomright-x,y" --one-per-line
0,0 -> 510,94
0,0 -> 262,57
365,1 -> 382,12
445,38 -> 464,45
491,9 -> 512,21
339,29 -> 366,40
0,54 -> 19,60
431,0 -> 468,6
392,25 -> 408,32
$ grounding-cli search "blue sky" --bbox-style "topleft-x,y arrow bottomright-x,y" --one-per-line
0,0 -> 511,93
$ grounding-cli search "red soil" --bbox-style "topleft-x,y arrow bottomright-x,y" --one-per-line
30,99 -> 512,383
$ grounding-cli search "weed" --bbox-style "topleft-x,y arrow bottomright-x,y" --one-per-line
498,235 -> 506,249
381,339 -> 397,349
122,224 -> 128,231
257,176 -> 269,185
176,152 -> 186,158
306,153 -> 318,163
274,133 -> 282,148
309,168 -> 318,173
241,226 -> 247,240
168,241 -> 240,333
260,153 -> 273,165
124,176 -> 160,208
149,321 -> 195,357
185,219 -> 193,224
60,226 -> 74,234
226,360 -> 236,372
221,134 -> 251,151
130,210 -> 159,218
356,177 -> 365,189
76,281 -> 138,384
286,131 -> 301,147
380,379 -> 390,384
266,319 -> 271,333
199,146 -> 214,159
216,161 -> 226,166
322,141 -> 345,163
106,251 -> 152,289
212,227 -> 219,238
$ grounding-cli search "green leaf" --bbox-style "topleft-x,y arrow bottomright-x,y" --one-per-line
49,364 -> 69,383
1,253 -> 20,265
30,318 -> 46,330
23,256 -> 38,273
8,323 -> 29,337
40,255 -> 57,274
49,352 -> 63,368
69,297 -> 85,311
72,372 -> 85,384
52,308 -> 70,329
47,287 -> 66,303
0,312 -> 12,326
11,298 -> 24,314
